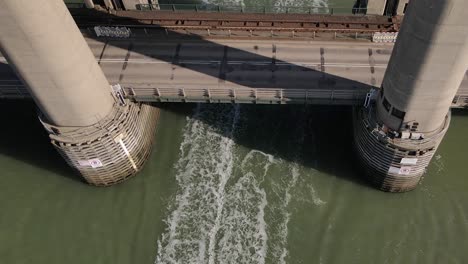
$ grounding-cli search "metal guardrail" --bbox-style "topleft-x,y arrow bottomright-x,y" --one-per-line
136,4 -> 368,15
65,1 -> 370,15
124,86 -> 368,105
88,26 -> 375,41
0,84 -> 366,105
2,84 -> 467,108
372,32 -> 398,43
94,26 -> 131,38
453,95 -> 468,108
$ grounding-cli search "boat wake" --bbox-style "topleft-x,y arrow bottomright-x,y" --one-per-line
155,104 -> 325,264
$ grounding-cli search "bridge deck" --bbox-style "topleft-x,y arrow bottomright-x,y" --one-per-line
1,36 -> 467,107
70,9 -> 401,33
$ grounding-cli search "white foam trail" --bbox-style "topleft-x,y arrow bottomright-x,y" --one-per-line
156,104 -> 240,264
216,170 -> 269,264
273,0 -> 329,13
308,184 -> 327,206
433,154 -> 445,174
215,150 -> 276,264
155,104 -> 326,264
203,0 -> 245,8
274,164 -> 300,264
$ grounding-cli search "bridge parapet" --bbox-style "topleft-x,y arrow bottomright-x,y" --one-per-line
2,84 -> 466,108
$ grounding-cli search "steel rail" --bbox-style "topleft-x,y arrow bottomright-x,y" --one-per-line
70,10 -> 400,33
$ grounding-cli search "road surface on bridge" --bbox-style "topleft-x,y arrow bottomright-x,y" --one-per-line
1,37 -> 467,105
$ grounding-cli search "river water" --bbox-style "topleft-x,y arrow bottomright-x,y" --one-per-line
0,100 -> 467,264
1,0 -> 467,263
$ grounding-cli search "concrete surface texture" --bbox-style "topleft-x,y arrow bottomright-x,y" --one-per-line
366,0 -> 410,15
0,0 -> 114,127
366,0 -> 387,15
91,39 -> 388,92
379,0 -> 468,132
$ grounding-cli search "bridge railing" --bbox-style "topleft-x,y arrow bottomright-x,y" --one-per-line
136,4 -> 368,15
1,84 -> 466,108
452,95 -> 468,108
86,26 -> 375,42
124,86 -> 369,105
65,2 -> 375,15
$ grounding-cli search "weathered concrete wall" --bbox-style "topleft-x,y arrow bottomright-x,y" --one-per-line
0,0 -> 114,127
366,0 -> 410,15
366,0 -> 387,15
378,0 -> 468,133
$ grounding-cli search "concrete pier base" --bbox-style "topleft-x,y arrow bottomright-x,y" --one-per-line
41,101 -> 159,186
353,106 -> 450,192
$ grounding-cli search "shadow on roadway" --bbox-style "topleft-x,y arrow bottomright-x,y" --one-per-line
74,8 -> 374,91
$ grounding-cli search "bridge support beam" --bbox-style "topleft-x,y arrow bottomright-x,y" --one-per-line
84,0 -> 95,9
354,0 -> 468,192
0,0 -> 158,186
365,0 -> 409,16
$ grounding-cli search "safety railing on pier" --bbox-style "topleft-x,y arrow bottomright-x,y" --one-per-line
1,84 -> 467,108
81,25 -> 373,41
136,4 -> 370,15
124,86 -> 369,105
64,2 -> 373,15
453,95 -> 468,108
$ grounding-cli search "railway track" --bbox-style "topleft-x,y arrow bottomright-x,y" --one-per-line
70,9 -> 401,33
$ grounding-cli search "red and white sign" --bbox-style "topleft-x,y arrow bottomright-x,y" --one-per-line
78,158 -> 103,168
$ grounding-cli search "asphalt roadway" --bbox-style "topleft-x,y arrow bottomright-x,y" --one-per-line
1,37 -> 467,98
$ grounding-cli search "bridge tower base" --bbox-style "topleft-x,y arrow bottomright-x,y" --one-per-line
41,101 -> 159,186
352,0 -> 467,192
0,0 -> 159,186
353,106 -> 449,192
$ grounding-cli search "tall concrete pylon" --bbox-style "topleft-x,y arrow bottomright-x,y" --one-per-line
0,0 -> 159,186
354,0 -> 468,192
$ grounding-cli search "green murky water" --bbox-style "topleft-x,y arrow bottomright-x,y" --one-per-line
0,100 -> 467,264
2,1 -> 467,263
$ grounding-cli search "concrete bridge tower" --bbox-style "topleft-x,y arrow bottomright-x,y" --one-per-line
354,0 -> 468,192
0,0 -> 159,186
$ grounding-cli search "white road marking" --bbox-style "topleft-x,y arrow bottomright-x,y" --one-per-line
96,59 -> 387,68
1,56 -> 387,68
